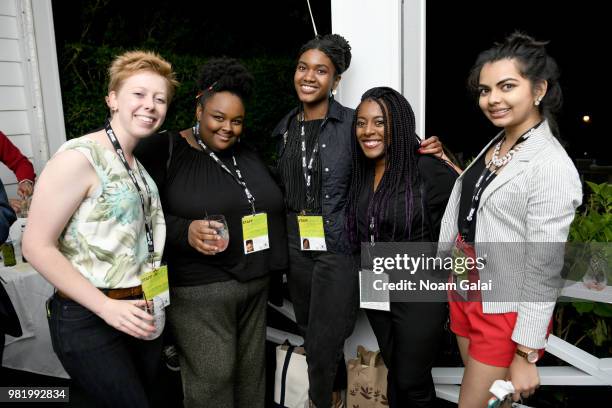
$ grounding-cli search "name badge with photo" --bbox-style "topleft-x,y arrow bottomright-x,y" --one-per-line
242,213 -> 270,254
297,215 -> 327,251
140,265 -> 170,308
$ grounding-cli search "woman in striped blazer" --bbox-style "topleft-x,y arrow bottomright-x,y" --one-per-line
438,32 -> 582,407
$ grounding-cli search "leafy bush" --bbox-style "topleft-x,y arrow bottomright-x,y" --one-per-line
556,181 -> 612,355
58,44 -> 297,164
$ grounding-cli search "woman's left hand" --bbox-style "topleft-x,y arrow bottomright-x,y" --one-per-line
418,135 -> 442,157
507,351 -> 540,401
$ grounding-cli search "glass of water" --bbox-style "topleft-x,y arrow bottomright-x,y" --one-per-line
205,214 -> 229,252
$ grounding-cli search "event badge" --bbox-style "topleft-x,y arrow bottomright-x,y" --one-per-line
140,265 -> 169,341
140,265 -> 170,309
359,269 -> 390,311
451,246 -> 468,278
297,215 -> 327,251
242,213 -> 269,254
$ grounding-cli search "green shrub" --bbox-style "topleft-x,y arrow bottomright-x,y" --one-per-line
59,44 -> 297,164
556,181 -> 612,355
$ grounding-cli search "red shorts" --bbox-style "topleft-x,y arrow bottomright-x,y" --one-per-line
449,300 -> 551,367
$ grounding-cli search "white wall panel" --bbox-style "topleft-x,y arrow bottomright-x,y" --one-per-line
0,61 -> 23,85
0,86 -> 27,110
0,15 -> 18,39
0,111 -> 30,134
0,0 -> 16,16
0,38 -> 21,61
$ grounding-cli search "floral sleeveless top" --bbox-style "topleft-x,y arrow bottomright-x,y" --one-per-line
57,137 -> 166,289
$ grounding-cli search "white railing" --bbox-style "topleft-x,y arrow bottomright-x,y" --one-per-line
266,279 -> 612,405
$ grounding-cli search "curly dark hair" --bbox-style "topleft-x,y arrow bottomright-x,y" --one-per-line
195,57 -> 254,106
467,31 -> 563,136
298,33 -> 352,76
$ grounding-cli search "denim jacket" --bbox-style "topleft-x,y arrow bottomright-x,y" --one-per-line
272,99 -> 354,254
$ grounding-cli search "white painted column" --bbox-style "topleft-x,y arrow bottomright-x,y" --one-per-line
331,0 -> 426,136
402,0 -> 426,137
31,0 -> 66,159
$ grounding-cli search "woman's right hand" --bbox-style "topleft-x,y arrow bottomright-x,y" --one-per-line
97,298 -> 155,339
188,220 -> 221,255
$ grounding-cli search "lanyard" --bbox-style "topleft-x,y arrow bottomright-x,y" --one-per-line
461,122 -> 542,237
104,120 -> 155,255
298,111 -> 324,212
462,161 -> 497,229
367,176 -> 380,246
192,127 -> 256,214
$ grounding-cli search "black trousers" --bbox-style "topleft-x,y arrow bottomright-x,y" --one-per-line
286,214 -> 359,408
48,295 -> 162,408
366,302 -> 447,408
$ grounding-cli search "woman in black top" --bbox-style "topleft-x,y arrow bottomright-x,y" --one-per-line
272,34 -> 357,408
137,58 -> 287,408
346,87 -> 458,408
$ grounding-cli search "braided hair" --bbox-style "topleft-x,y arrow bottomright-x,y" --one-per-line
195,57 -> 254,107
467,31 -> 563,137
346,87 -> 422,247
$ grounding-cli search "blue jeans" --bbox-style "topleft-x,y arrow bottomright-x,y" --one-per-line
47,294 -> 162,408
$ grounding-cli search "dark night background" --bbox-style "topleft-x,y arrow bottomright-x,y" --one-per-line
2,2 -> 603,407
425,1 -> 607,168
50,0 -> 608,168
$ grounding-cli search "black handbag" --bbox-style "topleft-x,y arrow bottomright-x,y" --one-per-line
0,282 -> 22,338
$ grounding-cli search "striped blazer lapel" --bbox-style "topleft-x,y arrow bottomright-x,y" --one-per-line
478,121 -> 552,208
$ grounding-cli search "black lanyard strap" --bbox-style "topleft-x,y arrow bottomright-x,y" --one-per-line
104,120 -> 155,255
192,127 -> 256,214
298,111 -> 321,211
461,121 -> 542,238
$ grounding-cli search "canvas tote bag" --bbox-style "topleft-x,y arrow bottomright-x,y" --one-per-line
274,343 -> 309,408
